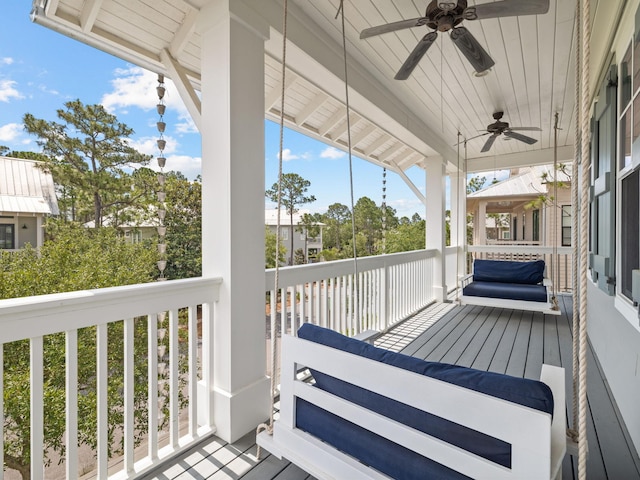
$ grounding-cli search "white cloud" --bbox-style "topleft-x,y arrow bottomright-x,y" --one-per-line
277,148 -> 299,161
126,135 -> 178,156
388,198 -> 424,219
2,58 -> 14,65
0,79 -> 23,102
320,146 -> 346,159
0,123 -> 24,142
101,66 -> 194,129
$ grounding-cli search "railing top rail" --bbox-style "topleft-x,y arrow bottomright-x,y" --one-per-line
265,249 -> 437,289
0,276 -> 222,344
468,245 -> 573,255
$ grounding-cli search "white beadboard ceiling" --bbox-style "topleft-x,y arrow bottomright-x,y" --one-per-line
31,0 -> 581,174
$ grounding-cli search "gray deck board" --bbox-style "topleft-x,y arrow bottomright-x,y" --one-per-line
142,299 -> 640,480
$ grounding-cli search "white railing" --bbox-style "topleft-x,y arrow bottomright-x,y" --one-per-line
265,249 -> 437,338
467,245 -> 573,292
0,276 -> 221,480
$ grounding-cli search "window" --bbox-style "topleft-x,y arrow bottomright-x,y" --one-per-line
590,65 -> 617,295
621,171 -> 639,300
502,231 -> 511,240
281,229 -> 288,240
0,224 -> 15,249
513,217 -> 517,241
532,209 -> 540,242
562,206 -> 572,247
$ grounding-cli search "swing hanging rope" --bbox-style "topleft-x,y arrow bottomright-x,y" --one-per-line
256,0 -> 289,451
577,0 -> 591,476
258,0 -> 361,454
336,0 -> 360,325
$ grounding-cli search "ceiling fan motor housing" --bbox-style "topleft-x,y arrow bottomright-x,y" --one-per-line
425,0 -> 467,32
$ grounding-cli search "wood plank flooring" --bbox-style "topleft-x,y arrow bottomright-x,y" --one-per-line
141,297 -> 640,479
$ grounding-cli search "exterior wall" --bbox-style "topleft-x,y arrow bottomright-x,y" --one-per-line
588,0 -> 640,458
0,214 -> 43,249
266,224 -> 322,263
588,282 -> 640,452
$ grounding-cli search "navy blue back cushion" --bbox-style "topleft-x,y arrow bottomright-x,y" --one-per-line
473,259 -> 545,285
463,281 -> 548,302
295,324 -> 554,475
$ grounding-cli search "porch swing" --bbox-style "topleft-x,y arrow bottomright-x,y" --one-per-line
457,121 -> 562,316
256,0 -> 594,478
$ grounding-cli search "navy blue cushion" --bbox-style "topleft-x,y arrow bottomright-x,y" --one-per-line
464,281 -> 548,302
296,399 -> 472,480
472,259 -> 545,285
295,324 -> 554,475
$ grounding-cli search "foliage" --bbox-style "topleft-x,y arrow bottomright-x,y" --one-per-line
0,224 -> 160,479
296,212 -> 323,264
525,163 -> 571,210
322,203 -> 352,251
386,214 -> 425,253
163,173 -> 202,279
265,226 -> 286,268
265,173 -> 316,265
467,175 -> 487,194
23,100 -> 152,226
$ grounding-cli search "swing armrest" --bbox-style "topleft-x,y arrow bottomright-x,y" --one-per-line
460,273 -> 474,289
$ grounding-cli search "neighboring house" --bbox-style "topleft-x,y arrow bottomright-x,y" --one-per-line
467,165 -> 572,247
0,156 -> 59,250
84,207 -> 160,244
265,209 -> 324,263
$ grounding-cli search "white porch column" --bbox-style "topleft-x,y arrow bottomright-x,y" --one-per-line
477,201 -> 487,245
425,158 -> 447,302
36,216 -> 44,248
449,171 -> 467,279
199,1 -> 270,443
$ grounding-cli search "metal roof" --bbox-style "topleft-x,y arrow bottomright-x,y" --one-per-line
0,157 -> 59,215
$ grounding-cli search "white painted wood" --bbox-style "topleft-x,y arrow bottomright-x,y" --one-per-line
64,330 -> 78,480
30,337 -> 44,480
79,0 -> 103,32
161,48 -> 202,132
169,309 -> 179,449
426,159 -> 447,301
148,313 -> 159,460
124,318 -> 135,474
170,7 -> 197,58
294,91 -> 329,125
96,323 -> 108,478
0,277 -> 220,344
199,1 -> 270,442
188,305 -> 198,438
259,334 -> 564,480
0,342 -> 3,480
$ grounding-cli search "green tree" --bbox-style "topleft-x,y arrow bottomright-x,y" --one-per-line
265,226 -> 286,268
23,100 -> 152,226
265,173 -> 316,265
296,212 -> 323,263
467,175 -> 487,194
323,203 -> 351,251
386,213 -> 425,253
0,224 -> 159,480
163,173 -> 202,279
353,196 -> 383,255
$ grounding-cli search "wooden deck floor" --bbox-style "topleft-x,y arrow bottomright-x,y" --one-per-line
141,297 -> 640,479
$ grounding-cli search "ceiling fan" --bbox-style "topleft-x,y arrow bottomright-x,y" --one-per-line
360,0 -> 549,80
469,111 -> 541,152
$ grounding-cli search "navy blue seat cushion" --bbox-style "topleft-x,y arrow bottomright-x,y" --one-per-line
472,259 -> 545,285
295,324 -> 554,474
296,398 -> 472,480
463,280 -> 548,302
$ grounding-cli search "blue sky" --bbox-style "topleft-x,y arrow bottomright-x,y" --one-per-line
0,3 -> 497,219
